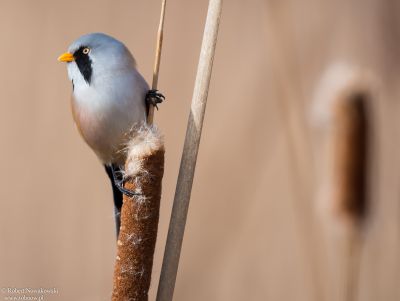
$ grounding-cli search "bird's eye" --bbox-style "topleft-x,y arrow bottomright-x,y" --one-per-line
82,47 -> 90,55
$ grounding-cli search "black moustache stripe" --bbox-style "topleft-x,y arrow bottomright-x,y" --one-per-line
74,46 -> 92,84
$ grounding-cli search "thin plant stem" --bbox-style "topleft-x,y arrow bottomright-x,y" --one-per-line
148,0 -> 167,125
156,1 -> 223,300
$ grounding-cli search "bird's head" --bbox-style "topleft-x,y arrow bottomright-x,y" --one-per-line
58,33 -> 136,87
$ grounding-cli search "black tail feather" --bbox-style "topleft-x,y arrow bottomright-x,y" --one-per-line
104,164 -> 123,238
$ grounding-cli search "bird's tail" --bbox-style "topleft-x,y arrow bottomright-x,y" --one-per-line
104,164 -> 123,238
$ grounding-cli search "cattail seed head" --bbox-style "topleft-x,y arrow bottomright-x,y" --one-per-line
311,62 -> 376,231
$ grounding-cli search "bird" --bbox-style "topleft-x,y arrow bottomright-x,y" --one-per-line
58,33 -> 164,237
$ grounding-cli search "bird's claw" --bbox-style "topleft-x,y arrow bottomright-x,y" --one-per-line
111,165 -> 140,197
146,89 -> 165,110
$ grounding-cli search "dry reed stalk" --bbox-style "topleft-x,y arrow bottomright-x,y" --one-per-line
147,0 -> 167,125
112,125 -> 164,301
156,0 -> 223,300
312,63 -> 373,301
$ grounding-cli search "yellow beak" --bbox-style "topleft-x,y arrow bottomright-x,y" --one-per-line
58,52 -> 74,62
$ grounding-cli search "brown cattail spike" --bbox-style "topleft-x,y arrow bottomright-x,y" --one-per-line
311,63 -> 374,230
112,125 -> 164,301
333,91 -> 370,301
332,91 -> 369,227
312,63 -> 375,301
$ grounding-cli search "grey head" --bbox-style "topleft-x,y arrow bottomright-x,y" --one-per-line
59,33 -> 136,87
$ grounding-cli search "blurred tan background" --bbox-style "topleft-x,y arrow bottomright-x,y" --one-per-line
1,0 -> 400,300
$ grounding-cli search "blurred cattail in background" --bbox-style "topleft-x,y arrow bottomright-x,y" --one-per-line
311,62 -> 376,301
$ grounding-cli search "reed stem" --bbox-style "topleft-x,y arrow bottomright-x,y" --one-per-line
156,1 -> 223,300
148,0 -> 167,125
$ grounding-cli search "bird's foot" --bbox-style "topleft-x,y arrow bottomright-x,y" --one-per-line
145,89 -> 165,110
111,165 -> 140,197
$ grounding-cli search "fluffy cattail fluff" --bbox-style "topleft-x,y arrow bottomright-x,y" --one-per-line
311,62 -> 374,231
112,124 -> 164,301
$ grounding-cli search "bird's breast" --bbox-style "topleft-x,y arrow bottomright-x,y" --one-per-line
71,77 -> 147,164
71,96 -> 116,163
